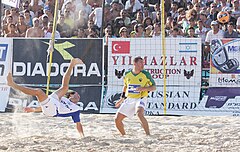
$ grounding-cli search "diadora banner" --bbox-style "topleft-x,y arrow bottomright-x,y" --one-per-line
11,39 -> 103,113
101,38 -> 202,115
210,39 -> 240,87
13,39 -> 103,85
0,38 -> 12,112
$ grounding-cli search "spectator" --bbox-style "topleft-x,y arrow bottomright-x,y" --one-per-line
125,0 -> 142,15
2,16 -> 14,36
119,26 -> 128,37
16,15 -> 29,37
25,18 -> 44,37
5,23 -> 19,37
20,1 -> 35,18
120,9 -> 131,27
187,27 -> 198,37
208,2 -> 219,21
110,0 -> 121,19
231,0 -> 240,19
130,30 -> 136,37
40,14 -> 49,33
113,16 -> 125,36
205,21 -> 224,60
135,11 -> 144,24
143,17 -> 153,29
169,2 -> 179,21
153,11 -> 161,23
30,0 -> 43,17
186,8 -> 198,21
89,6 -> 103,28
199,11 -> 212,30
104,26 -> 116,44
77,28 -> 87,38
145,25 -> 153,37
152,3 -> 160,20
63,8 -> 75,29
24,10 -> 33,27
57,14 -> 72,38
186,2 -> 194,10
224,22 -> 238,38
44,21 -> 61,38
9,8 -> 19,24
150,22 -> 161,38
195,20 -> 208,44
87,27 -> 99,38
169,27 -> 183,37
177,8 -> 186,25
79,0 -> 92,16
75,10 -> 88,29
84,20 -> 94,36
43,6 -> 53,22
134,23 -> 145,37
2,9 -> 11,25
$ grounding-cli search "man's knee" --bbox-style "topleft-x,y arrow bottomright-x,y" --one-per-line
115,113 -> 125,124
136,108 -> 145,118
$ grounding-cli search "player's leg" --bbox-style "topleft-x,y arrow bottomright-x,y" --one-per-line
114,112 -> 127,136
76,122 -> 84,137
136,107 -> 150,135
54,58 -> 83,99
7,73 -> 48,102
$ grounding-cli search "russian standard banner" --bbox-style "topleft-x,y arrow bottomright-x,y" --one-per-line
101,38 -> 202,115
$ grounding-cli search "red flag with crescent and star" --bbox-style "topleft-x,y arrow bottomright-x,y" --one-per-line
112,41 -> 130,54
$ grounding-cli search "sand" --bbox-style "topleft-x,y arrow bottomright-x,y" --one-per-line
0,113 -> 240,152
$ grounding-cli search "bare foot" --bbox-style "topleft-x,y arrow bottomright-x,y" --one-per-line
71,58 -> 84,66
7,73 -> 15,87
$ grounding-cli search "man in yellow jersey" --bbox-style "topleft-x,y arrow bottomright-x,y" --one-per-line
115,56 -> 156,136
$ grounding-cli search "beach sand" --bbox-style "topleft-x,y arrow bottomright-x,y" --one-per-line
0,113 -> 239,152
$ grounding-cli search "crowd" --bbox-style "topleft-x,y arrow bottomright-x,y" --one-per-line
1,0 -> 240,66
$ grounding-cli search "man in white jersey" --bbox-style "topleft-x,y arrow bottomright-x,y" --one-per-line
7,58 -> 84,137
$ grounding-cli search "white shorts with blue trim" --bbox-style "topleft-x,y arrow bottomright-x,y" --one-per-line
117,98 -> 147,118
40,93 -> 60,117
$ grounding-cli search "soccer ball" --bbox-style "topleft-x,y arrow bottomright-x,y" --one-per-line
217,11 -> 230,24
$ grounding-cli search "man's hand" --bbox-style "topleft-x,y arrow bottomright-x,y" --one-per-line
115,98 -> 125,108
136,87 -> 146,92
24,107 -> 35,113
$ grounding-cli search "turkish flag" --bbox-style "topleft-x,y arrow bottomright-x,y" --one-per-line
112,41 -> 130,54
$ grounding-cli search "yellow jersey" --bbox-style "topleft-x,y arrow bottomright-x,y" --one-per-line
124,70 -> 156,98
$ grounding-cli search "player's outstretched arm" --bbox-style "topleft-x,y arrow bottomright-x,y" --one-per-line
24,107 -> 42,113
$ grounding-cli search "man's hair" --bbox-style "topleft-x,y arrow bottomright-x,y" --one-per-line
66,91 -> 76,98
134,56 -> 143,63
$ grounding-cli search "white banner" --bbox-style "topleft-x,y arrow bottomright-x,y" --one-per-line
101,38 -> 202,115
0,38 -> 13,112
0,38 -> 12,84
210,39 -> 240,87
102,86 -> 201,115
0,85 -> 10,112
2,0 -> 20,8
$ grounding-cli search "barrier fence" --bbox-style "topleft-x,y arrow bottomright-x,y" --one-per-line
1,38 -> 240,116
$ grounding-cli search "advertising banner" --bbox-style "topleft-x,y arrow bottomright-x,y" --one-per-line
2,0 -> 20,8
0,38 -> 12,112
10,39 -> 103,113
210,39 -> 240,87
101,38 -> 202,115
198,87 -> 240,116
